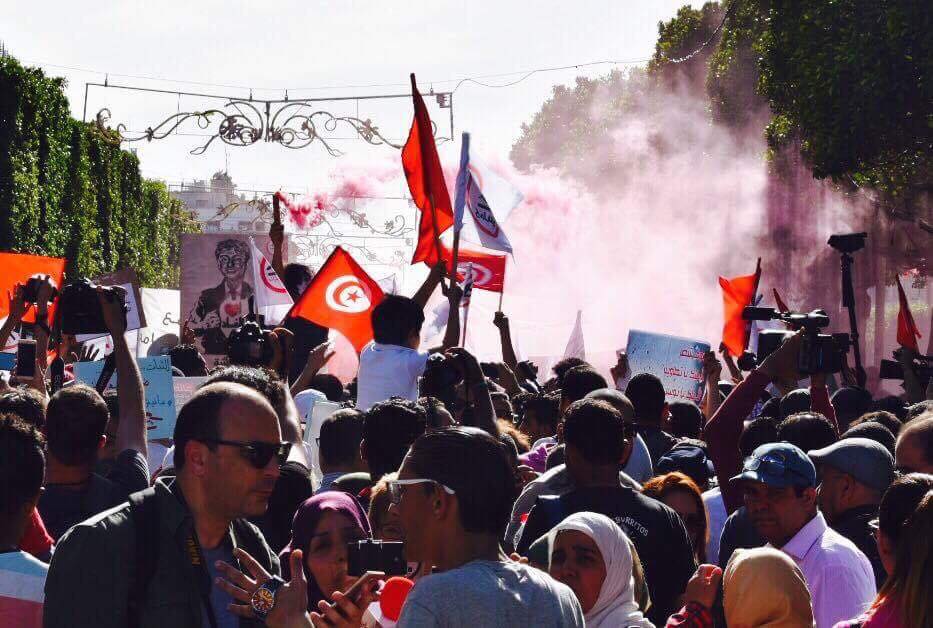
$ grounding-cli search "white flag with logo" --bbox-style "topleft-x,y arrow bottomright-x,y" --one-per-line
454,133 -> 522,255
248,237 -> 293,324
563,310 -> 586,360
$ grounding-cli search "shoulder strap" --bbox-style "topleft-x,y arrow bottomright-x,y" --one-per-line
231,519 -> 272,572
128,487 -> 160,628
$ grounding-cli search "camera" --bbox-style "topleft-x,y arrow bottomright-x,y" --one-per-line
226,320 -> 274,368
420,353 -> 464,396
879,350 -> 931,386
828,232 -> 867,254
347,540 -> 406,577
22,275 -> 58,304
743,307 -> 849,374
58,279 -> 126,335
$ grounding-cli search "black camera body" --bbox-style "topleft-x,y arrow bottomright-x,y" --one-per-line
879,351 -> 932,386
58,279 -> 126,335
226,320 -> 274,368
743,307 -> 848,374
22,275 -> 58,304
347,540 -> 406,577
421,353 -> 465,395
827,232 -> 867,254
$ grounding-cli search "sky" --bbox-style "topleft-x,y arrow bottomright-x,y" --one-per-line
2,0 -> 692,193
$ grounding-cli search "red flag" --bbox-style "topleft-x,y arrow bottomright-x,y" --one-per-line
436,242 -> 506,293
0,253 -> 66,348
286,247 -> 384,353
895,274 -> 921,353
773,288 -> 790,313
402,74 -> 454,265
719,259 -> 761,357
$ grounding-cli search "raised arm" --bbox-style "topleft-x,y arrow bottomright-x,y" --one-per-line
0,285 -> 30,352
447,347 -> 499,439
439,283 -> 462,352
270,194 -> 287,280
412,262 -> 447,309
493,311 -> 519,370
100,286 -> 148,458
701,351 -> 723,422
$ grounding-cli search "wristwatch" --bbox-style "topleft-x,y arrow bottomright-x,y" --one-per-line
250,576 -> 285,621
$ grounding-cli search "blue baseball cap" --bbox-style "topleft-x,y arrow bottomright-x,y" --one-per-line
657,444 -> 715,486
730,442 -> 817,488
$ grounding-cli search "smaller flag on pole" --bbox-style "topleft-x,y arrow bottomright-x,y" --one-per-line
248,237 -> 293,325
719,259 -> 761,357
563,310 -> 586,360
895,274 -> 922,353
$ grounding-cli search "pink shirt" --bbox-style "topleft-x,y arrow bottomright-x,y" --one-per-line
0,550 -> 47,628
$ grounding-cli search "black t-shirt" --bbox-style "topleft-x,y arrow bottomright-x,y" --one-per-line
38,448 -> 150,540
250,461 -> 314,552
635,425 -> 679,471
716,506 -> 764,569
284,317 -> 329,383
833,504 -> 886,589
517,484 -> 697,625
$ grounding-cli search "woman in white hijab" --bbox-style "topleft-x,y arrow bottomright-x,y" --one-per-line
549,512 -> 654,628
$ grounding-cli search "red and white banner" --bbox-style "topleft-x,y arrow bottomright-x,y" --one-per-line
249,237 -> 293,325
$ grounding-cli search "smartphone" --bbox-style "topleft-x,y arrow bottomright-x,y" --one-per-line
338,570 -> 385,605
347,540 -> 406,577
15,339 -> 37,378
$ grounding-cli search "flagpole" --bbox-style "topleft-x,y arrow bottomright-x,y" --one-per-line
449,133 -> 469,291
497,256 -> 507,311
461,300 -> 471,347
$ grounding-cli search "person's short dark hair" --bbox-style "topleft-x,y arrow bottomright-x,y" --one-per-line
561,366 -> 608,405
0,414 -> 45,516
551,357 -> 589,385
906,401 -> 933,423
757,396 -> 781,420
206,365 -> 287,419
490,391 -> 514,417
318,409 -> 364,468
546,443 -> 566,470
624,373 -> 666,425
871,395 -> 909,422
168,344 -> 208,377
45,385 -> 109,466
102,389 -> 120,429
370,295 -> 424,346
850,411 -> 902,437
831,386 -> 873,432
779,389 -> 811,420
876,472 -> 933,545
363,398 -> 427,478
282,263 -> 313,301
0,388 -> 47,429
309,374 -> 344,402
668,401 -> 703,439
406,426 -> 517,537
739,416 -> 779,458
522,393 -> 561,432
899,416 -> 933,469
842,421 -> 897,457
563,399 -> 626,465
777,411 -> 837,453
173,386 -> 229,470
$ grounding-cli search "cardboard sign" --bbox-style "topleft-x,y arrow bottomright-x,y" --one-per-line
73,356 -> 177,440
172,376 -> 207,414
623,330 -> 711,404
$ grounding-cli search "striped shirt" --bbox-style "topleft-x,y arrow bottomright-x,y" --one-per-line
0,550 -> 48,628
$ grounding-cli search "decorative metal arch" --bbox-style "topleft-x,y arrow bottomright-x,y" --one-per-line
87,82 -> 453,156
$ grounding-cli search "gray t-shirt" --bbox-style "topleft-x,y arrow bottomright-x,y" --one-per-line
203,544 -> 239,628
397,560 -> 584,628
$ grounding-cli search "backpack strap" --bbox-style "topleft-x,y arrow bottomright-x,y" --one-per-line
128,487 -> 160,628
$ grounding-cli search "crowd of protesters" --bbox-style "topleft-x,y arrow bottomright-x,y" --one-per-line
0,255 -> 932,628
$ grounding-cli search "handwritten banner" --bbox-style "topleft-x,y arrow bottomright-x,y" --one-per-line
624,330 -> 710,404
73,356 -> 177,440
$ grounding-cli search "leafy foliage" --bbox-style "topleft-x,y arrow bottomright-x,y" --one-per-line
0,55 -> 198,287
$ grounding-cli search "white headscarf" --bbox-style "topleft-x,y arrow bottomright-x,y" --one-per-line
550,512 -> 654,628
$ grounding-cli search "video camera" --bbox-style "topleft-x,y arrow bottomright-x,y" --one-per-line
58,279 -> 127,335
742,306 -> 850,374
879,349 -> 932,387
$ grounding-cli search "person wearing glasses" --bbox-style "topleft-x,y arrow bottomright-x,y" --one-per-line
733,442 -> 875,627
44,382 -> 288,628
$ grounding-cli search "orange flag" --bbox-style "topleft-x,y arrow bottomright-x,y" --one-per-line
719,259 -> 761,357
895,274 -> 921,353
402,73 -> 454,265
772,288 -> 790,313
0,252 -> 66,343
286,247 -> 384,353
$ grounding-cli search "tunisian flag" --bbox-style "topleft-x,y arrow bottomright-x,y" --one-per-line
403,74 -> 454,265
895,274 -> 922,353
432,241 -> 506,293
719,259 -> 761,357
286,247 -> 384,353
0,253 -> 66,348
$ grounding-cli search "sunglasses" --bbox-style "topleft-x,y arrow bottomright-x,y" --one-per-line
201,438 -> 292,469
745,452 -> 811,483
388,478 -> 456,505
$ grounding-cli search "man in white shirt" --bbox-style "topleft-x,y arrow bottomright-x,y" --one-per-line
356,287 -> 461,411
733,442 -> 875,628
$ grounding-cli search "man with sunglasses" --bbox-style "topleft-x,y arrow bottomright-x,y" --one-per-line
45,382 -> 287,628
733,442 -> 875,627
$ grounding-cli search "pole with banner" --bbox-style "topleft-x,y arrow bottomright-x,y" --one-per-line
460,263 -> 474,347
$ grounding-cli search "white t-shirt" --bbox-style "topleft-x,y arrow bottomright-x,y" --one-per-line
356,342 -> 430,411
702,487 -> 727,565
